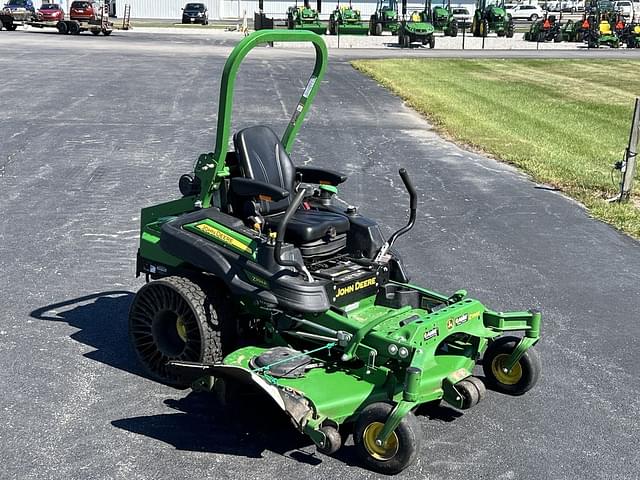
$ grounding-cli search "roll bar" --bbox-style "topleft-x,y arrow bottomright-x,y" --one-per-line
195,30 -> 328,208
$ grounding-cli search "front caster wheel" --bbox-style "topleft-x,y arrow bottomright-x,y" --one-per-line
483,335 -> 541,395
317,425 -> 342,455
354,402 -> 422,475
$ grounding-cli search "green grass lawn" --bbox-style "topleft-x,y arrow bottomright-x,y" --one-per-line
352,59 -> 640,238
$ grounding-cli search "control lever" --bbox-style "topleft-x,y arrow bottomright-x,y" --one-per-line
274,188 -> 313,281
374,168 -> 418,263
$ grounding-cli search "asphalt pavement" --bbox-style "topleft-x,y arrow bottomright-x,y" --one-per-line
1,30 -> 639,480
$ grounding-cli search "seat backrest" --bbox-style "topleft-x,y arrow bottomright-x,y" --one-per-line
233,125 -> 296,214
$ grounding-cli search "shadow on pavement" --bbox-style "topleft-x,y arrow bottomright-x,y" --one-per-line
29,291 -> 147,378
112,390 -> 324,464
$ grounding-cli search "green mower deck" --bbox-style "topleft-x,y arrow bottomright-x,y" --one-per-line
130,30 -> 543,475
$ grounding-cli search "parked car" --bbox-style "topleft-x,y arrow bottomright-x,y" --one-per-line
36,2 -> 64,21
69,1 -> 101,21
506,4 -> 545,20
614,0 -> 634,16
451,6 -> 471,23
3,0 -> 34,13
181,3 -> 208,24
2,0 -> 35,20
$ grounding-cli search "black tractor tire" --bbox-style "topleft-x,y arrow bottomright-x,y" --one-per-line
576,31 -> 584,42
428,35 -> 435,48
102,29 -> 112,35
7,21 -> 17,31
554,31 -> 562,42
129,275 -> 234,387
497,30 -> 505,37
69,21 -> 80,34
354,403 -> 422,475
507,22 -> 514,37
537,31 -> 546,42
91,28 -> 100,35
482,336 -> 541,396
481,19 -> 489,36
329,14 -> 336,35
0,18 -> 4,31
375,21 -> 383,36
449,19 -> 458,37
56,20 -> 68,34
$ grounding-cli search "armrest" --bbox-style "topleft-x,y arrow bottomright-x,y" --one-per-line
296,166 -> 347,186
230,177 -> 290,202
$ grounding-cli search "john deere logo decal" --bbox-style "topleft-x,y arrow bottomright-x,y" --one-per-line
184,219 -> 255,258
335,277 -> 376,298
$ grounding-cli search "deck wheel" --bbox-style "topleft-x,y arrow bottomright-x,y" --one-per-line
482,335 -> 541,396
354,402 -> 421,474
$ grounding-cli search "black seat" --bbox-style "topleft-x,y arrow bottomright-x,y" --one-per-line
232,125 -> 349,253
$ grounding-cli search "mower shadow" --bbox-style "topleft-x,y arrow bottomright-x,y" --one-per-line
29,291 -> 149,380
112,390 -> 324,465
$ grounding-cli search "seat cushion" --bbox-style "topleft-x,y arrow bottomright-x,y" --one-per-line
266,209 -> 350,244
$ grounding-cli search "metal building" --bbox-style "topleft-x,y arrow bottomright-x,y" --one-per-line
122,0 -> 475,21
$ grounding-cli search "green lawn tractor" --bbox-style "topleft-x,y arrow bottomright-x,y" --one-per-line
369,0 -> 399,35
472,0 -> 514,37
524,14 -> 563,42
584,14 -> 620,47
398,0 -> 436,47
328,1 -> 368,34
287,0 -> 326,34
560,18 -> 588,42
423,0 -> 458,37
129,30 -> 542,474
619,22 -> 640,48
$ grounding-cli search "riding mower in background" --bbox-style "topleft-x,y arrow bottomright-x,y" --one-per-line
472,0 -> 514,37
423,0 -> 458,37
287,0 -> 326,34
369,0 -> 399,35
397,0 -> 436,47
129,30 -> 542,474
560,18 -> 588,42
619,21 -> 640,47
328,1 -> 368,34
524,14 -> 562,42
584,13 -> 620,47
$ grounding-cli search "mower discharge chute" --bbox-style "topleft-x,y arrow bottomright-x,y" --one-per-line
130,30 -> 542,474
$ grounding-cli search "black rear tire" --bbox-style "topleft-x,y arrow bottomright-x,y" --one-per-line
375,22 -> 382,36
129,276 -> 233,387
482,336 -> 541,396
354,403 -> 421,475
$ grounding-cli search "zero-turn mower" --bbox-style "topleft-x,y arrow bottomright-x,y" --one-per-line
472,0 -> 514,37
524,14 -> 562,42
129,30 -> 542,474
